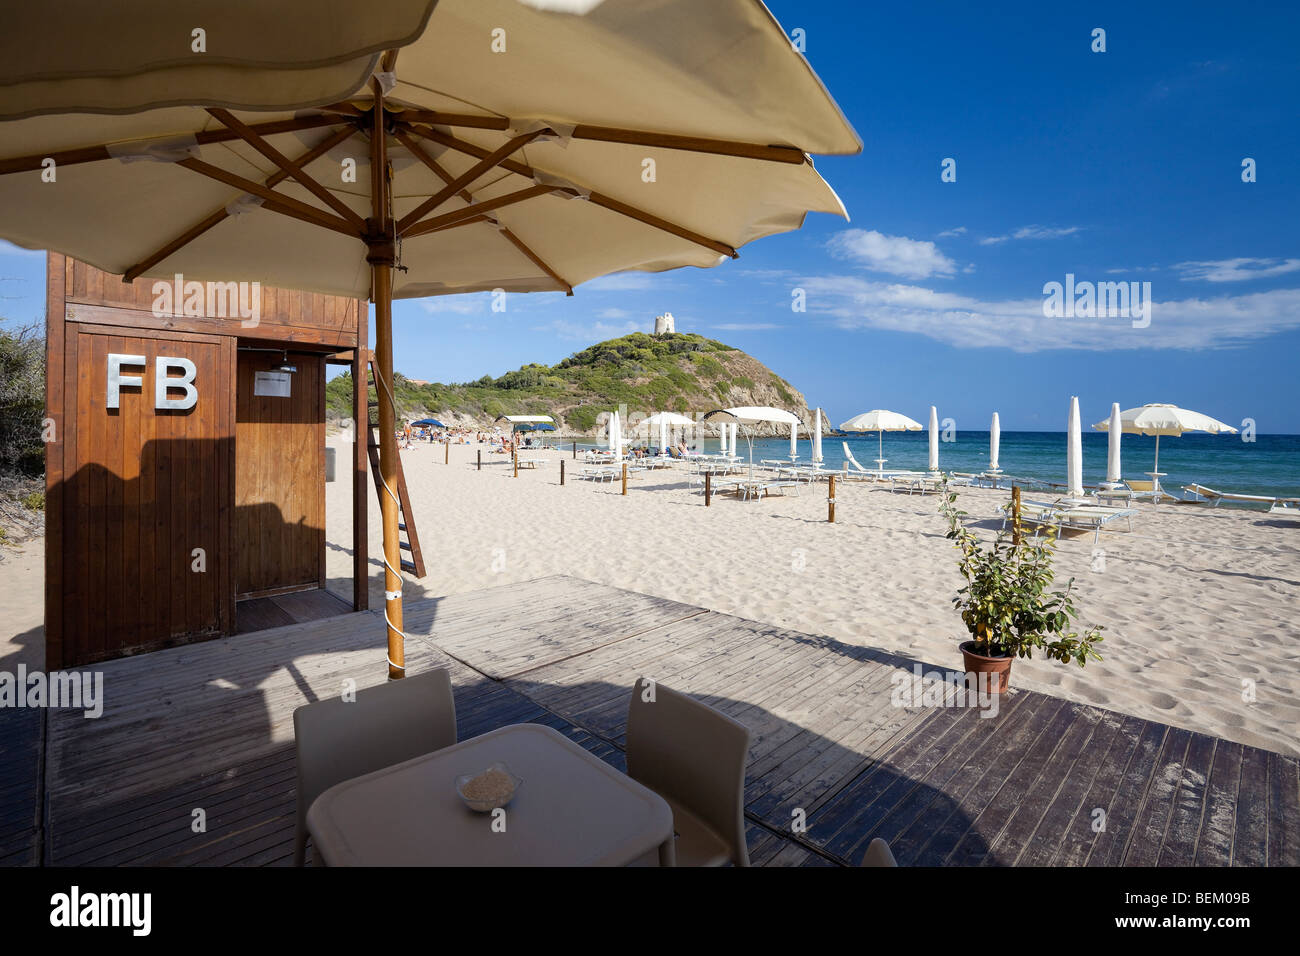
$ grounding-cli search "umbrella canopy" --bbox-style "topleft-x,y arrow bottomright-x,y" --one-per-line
838,409 -> 923,475
927,406 -> 939,474
411,418 -> 446,427
641,410 -> 693,452
704,406 -> 801,477
812,408 -> 823,463
0,1 -> 858,677
1103,402 -> 1122,487
1067,396 -> 1084,499
989,412 -> 1001,472
514,422 -> 555,432
1091,402 -> 1238,479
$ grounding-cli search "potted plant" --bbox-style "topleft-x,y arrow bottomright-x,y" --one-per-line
938,483 -> 1103,693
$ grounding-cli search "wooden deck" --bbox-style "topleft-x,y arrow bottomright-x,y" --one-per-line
7,574 -> 1298,866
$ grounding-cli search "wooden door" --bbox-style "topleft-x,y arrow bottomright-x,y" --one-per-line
234,351 -> 325,597
57,325 -> 235,665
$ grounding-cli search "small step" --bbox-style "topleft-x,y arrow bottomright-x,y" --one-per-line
399,541 -> 412,552
400,559 -> 416,573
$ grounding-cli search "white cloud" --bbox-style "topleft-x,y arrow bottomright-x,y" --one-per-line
937,227 -> 967,238
1174,257 -> 1300,282
980,225 -> 1081,246
598,307 -> 631,319
536,317 -> 639,341
826,229 -> 957,280
797,273 -> 1300,352
713,322 -> 780,331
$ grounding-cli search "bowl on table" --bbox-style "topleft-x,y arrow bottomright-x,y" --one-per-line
455,762 -> 522,812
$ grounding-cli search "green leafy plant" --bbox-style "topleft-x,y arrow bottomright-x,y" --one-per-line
938,482 -> 1103,666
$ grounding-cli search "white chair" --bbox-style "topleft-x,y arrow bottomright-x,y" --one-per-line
293,668 -> 457,866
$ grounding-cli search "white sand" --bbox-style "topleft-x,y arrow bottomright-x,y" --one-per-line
327,438 -> 1300,757
4,437 -> 1295,757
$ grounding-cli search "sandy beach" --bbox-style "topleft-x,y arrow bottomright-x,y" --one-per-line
324,437 -> 1300,757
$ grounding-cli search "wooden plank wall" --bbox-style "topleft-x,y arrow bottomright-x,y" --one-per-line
59,324 -> 235,665
234,351 -> 325,598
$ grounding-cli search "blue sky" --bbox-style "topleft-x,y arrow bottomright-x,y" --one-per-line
3,1 -> 1298,431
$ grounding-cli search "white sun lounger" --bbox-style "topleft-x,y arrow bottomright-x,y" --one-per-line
1183,483 -> 1300,514
1003,499 -> 1137,544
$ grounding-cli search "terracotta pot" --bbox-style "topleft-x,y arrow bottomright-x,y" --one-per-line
959,641 -> 1013,695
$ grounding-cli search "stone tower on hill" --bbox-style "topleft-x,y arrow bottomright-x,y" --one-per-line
653,312 -> 675,335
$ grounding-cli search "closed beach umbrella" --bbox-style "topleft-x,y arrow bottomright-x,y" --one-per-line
989,412 -> 1001,472
1067,396 -> 1084,498
729,423 -> 738,458
1104,402 -> 1122,487
927,406 -> 939,474
659,416 -> 667,454
812,408 -> 823,463
643,411 -> 692,455
0,2 -> 859,678
1092,403 -> 1237,492
838,409 -> 923,477
789,420 -> 798,460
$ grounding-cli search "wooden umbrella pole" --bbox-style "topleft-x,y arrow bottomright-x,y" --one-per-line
369,81 -> 404,680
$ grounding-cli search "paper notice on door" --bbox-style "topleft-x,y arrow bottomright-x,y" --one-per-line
253,370 -> 292,397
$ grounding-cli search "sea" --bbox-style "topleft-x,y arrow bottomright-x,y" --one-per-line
647,431 -> 1300,500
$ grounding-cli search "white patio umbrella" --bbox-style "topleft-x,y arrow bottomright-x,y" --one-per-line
0,0 -> 859,679
789,420 -> 798,460
1092,403 -> 1238,493
704,406 -> 802,479
1067,396 -> 1084,499
1101,402 -> 1123,489
812,408 -> 823,463
989,412 -> 1001,473
927,406 -> 940,475
643,411 -> 694,454
838,409 -> 923,476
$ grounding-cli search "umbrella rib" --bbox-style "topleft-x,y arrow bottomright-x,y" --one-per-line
176,157 -> 360,238
0,114 -> 352,177
122,124 -> 361,282
401,184 -> 561,240
390,109 -> 809,164
394,129 -> 546,234
205,108 -> 367,232
394,130 -> 573,293
398,122 -> 737,259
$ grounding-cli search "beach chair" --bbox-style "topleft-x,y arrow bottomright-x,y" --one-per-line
1096,479 -> 1176,506
1003,499 -> 1136,544
1183,483 -> 1300,514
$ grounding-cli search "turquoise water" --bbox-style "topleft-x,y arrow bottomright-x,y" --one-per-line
692,431 -> 1300,499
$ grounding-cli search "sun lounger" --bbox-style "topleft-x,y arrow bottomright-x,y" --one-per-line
515,458 -> 545,469
1002,499 -> 1137,544
1183,483 -> 1300,514
1095,479 -> 1177,506
890,475 -> 944,495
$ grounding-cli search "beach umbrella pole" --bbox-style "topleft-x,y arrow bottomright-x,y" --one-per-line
367,82 -> 404,680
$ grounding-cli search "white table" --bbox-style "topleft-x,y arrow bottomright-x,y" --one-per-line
307,723 -> 676,866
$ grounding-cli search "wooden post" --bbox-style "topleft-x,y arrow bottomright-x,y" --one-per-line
1011,484 -> 1022,546
705,472 -> 712,506
370,81 -> 403,680
444,439 -> 449,464
351,299 -> 368,612
622,462 -> 628,495
477,448 -> 481,471
513,446 -> 518,478
572,441 -> 576,459
560,459 -> 565,485
828,474 -> 836,523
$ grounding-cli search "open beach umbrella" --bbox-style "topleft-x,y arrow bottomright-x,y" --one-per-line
838,409 -> 923,476
704,406 -> 801,479
0,0 -> 859,679
411,418 -> 446,428
927,406 -> 939,475
989,412 -> 1001,473
643,411 -> 693,454
1102,403 -> 1122,489
1092,403 -> 1237,491
812,408 -> 823,463
1067,396 -> 1084,499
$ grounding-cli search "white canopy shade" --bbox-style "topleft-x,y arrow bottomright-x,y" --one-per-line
989,412 -> 1001,472
1067,396 -> 1084,498
1104,402 -> 1122,486
927,406 -> 939,474
838,409 -> 922,476
642,411 -> 695,426
1091,402 -> 1238,478
704,406 -> 802,426
812,408 -> 823,463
